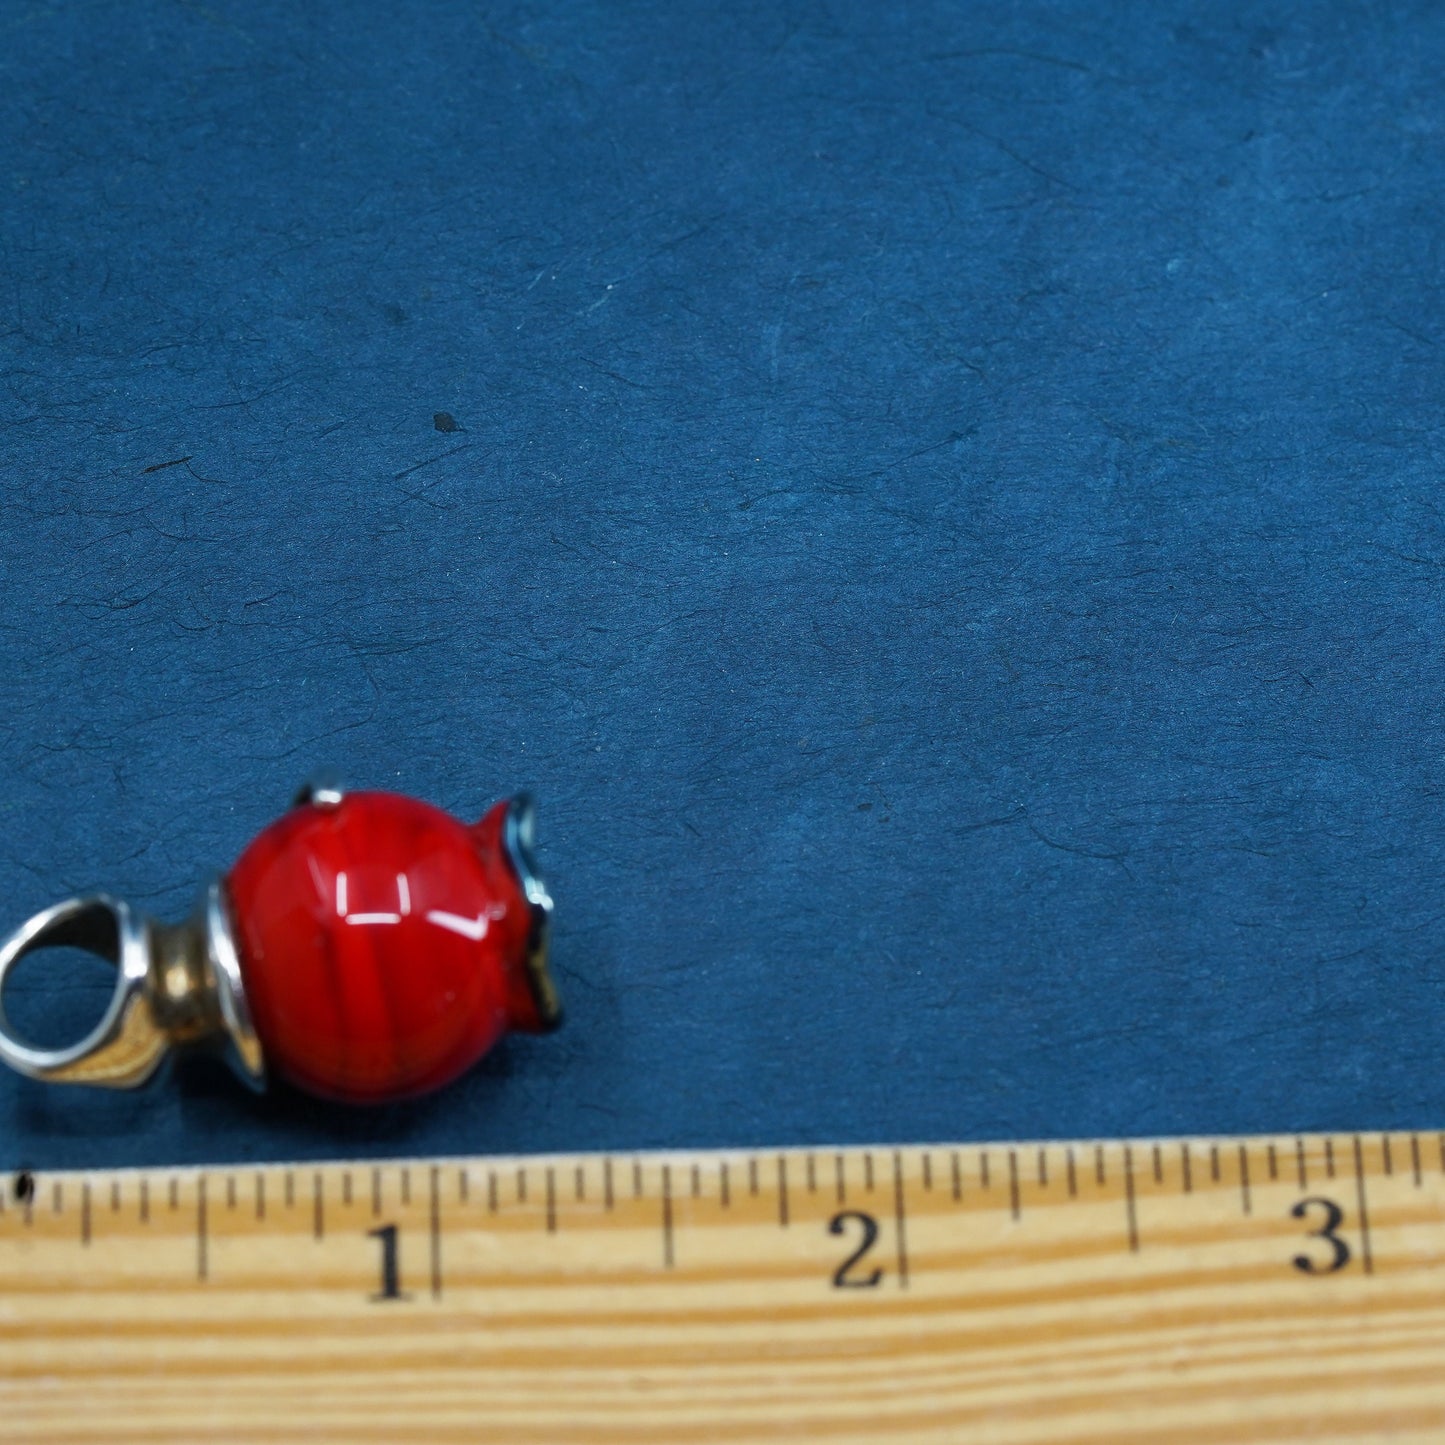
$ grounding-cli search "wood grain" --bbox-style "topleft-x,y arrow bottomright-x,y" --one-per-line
2,1133 -> 1444,1442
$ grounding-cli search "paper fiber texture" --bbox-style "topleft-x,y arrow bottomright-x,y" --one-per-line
0,1 -> 1441,1168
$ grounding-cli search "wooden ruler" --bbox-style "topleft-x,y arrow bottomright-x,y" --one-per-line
4,1131 -> 1445,1442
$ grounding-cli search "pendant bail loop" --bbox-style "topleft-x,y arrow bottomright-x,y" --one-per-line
0,886 -> 264,1090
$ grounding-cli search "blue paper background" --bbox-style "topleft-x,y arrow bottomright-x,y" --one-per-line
2,0 -> 1443,1170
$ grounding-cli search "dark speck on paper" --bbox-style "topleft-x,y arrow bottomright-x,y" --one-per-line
434,412 -> 460,433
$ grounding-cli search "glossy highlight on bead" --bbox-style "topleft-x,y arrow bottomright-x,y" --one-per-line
0,782 -> 559,1105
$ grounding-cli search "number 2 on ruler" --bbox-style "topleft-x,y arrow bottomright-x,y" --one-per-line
829,1211 -> 884,1288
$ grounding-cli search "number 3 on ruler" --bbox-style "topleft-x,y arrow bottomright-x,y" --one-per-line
1291,1197 -> 1351,1275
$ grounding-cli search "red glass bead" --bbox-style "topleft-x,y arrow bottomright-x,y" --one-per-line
225,791 -> 557,1104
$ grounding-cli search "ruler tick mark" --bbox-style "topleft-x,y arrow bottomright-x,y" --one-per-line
1008,1150 -> 1020,1220
691,1163 -> 701,1200
513,1168 -> 524,1206
341,1172 -> 352,1208
80,1182 -> 91,1246
51,1182 -> 61,1215
951,1150 -> 963,1202
459,1169 -> 469,1204
1181,1143 -> 1193,1194
1151,1145 -> 1162,1185
1093,1146 -> 1104,1187
981,1152 -> 991,1190
1209,1145 -> 1220,1184
1296,1137 -> 1308,1190
575,1165 -> 585,1203
1036,1148 -> 1048,1189
226,1175 -> 236,1211
864,1153 -> 875,1193
487,1170 -> 498,1214
313,1173 -> 324,1241
921,1152 -> 933,1192
834,1153 -> 846,1205
196,1176 -> 208,1281
402,1168 -> 413,1207
891,1150 -> 910,1290
109,1180 -> 119,1213
661,1165 -> 675,1269
429,1165 -> 442,1299
139,1179 -> 148,1224
720,1161 -> 731,1208
1238,1144 -> 1252,1215
1066,1147 -> 1077,1198
1267,1143 -> 1278,1181
635,1161 -> 645,1200
777,1155 -> 790,1227
806,1153 -> 817,1194
1412,1133 -> 1423,1188
1124,1146 -> 1140,1253
1325,1138 -> 1336,1180
255,1173 -> 265,1221
604,1158 -> 614,1211
545,1167 -> 557,1233
284,1172 -> 294,1210
169,1179 -> 179,1212
1382,1134 -> 1394,1177
1352,1135 -> 1375,1275
371,1168 -> 381,1219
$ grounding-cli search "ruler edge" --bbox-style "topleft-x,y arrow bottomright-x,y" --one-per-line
8,1126 -> 1435,1183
